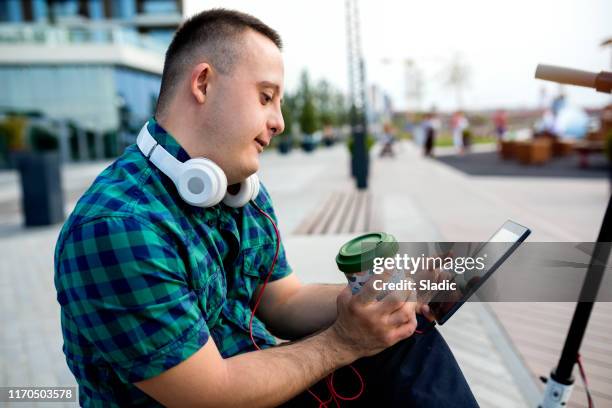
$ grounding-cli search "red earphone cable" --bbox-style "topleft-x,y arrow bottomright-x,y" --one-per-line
248,202 -> 281,351
250,202 -> 365,407
577,353 -> 594,408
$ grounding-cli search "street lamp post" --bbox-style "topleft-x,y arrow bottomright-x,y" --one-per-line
346,0 -> 368,189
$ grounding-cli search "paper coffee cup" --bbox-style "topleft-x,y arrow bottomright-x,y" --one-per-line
336,232 -> 399,294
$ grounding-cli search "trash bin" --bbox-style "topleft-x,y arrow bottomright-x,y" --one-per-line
16,151 -> 64,227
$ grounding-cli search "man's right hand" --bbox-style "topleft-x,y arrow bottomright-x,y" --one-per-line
330,273 -> 418,359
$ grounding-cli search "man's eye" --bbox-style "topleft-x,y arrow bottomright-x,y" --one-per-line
261,93 -> 272,104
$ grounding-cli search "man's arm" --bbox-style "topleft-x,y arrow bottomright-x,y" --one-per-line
135,323 -> 352,408
136,278 -> 419,408
256,272 -> 436,340
254,273 -> 343,339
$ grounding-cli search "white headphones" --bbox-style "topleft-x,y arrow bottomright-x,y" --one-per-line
136,122 -> 260,208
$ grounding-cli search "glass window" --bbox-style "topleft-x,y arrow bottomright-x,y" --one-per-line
0,0 -> 23,22
112,0 -> 136,18
142,0 -> 178,14
32,0 -> 49,22
51,0 -> 79,18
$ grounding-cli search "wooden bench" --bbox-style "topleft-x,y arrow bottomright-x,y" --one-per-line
499,140 -> 516,160
515,139 -> 552,165
552,139 -> 575,157
294,190 -> 382,235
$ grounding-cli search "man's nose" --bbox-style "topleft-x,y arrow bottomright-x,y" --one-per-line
269,110 -> 285,137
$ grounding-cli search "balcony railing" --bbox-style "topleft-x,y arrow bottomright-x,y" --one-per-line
0,23 -> 166,54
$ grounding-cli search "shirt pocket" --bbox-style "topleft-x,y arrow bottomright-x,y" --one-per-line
192,260 -> 226,328
223,244 -> 275,342
240,243 -> 274,302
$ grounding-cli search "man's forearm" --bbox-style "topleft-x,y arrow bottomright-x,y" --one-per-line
222,326 -> 356,407
266,283 -> 344,339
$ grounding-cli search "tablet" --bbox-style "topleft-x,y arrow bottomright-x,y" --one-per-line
428,220 -> 531,325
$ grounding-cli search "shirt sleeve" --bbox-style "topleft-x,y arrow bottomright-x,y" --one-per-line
253,183 -> 292,281
55,215 -> 210,383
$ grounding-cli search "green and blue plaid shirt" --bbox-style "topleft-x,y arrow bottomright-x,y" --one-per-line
54,118 -> 292,407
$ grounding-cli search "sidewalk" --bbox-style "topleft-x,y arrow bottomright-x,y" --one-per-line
1,141 -> 609,407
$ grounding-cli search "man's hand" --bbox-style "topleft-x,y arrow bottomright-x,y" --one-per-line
331,273 -> 418,358
412,264 -> 464,323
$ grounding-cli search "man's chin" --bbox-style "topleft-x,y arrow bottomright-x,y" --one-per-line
246,157 -> 260,175
231,161 -> 259,184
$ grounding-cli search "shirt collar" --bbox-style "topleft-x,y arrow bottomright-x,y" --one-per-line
146,117 -> 191,163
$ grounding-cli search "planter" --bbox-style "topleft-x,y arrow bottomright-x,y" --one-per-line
301,134 -> 317,153
515,139 -> 552,165
14,151 -> 65,226
278,140 -> 292,154
500,140 -> 516,160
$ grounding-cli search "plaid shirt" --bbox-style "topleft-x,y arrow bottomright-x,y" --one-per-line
54,118 -> 292,407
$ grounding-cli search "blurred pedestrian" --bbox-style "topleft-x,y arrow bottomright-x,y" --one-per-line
451,111 -> 469,154
423,113 -> 438,157
493,109 -> 507,142
379,122 -> 396,157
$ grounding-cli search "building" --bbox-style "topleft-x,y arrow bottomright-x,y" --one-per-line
0,0 -> 183,135
0,1 -> 183,44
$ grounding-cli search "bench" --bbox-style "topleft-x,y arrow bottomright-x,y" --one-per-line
294,190 -> 382,235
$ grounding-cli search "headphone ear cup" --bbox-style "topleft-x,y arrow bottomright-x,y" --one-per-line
177,158 -> 227,207
223,174 -> 260,208
248,173 -> 260,200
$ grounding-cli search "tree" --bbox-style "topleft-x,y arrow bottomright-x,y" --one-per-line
297,70 -> 319,135
280,93 -> 296,136
300,98 -> 318,135
442,53 -> 471,110
314,79 -> 334,126
403,59 -> 424,111
313,79 -> 349,127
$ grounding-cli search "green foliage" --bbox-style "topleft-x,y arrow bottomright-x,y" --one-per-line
280,94 -> 296,136
300,98 -> 319,135
0,115 -> 28,151
346,134 -> 376,153
288,70 -> 349,136
297,71 -> 319,134
434,134 -> 496,147
313,79 -> 348,127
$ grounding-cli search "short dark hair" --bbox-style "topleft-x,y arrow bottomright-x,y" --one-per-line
155,8 -> 282,116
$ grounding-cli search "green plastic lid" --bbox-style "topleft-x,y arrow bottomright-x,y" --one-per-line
336,232 -> 399,274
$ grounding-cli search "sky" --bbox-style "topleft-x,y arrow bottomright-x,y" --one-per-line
184,0 -> 612,112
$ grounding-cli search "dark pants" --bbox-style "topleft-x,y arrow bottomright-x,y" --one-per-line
424,129 -> 435,157
281,317 -> 478,407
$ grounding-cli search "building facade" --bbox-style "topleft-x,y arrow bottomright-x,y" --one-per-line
0,0 -> 182,134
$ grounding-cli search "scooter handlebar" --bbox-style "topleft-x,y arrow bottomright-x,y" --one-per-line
535,64 -> 611,93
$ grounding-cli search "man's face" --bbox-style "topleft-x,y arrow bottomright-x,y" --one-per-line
200,30 -> 285,184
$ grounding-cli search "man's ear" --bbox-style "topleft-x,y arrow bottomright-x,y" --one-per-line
190,63 -> 212,104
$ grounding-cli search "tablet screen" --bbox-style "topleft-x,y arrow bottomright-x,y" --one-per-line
428,220 -> 530,324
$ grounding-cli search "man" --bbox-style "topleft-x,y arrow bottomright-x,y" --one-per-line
54,9 -> 478,407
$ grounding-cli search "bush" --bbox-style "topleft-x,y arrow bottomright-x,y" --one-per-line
346,134 -> 376,153
299,98 -> 319,135
0,116 -> 28,151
